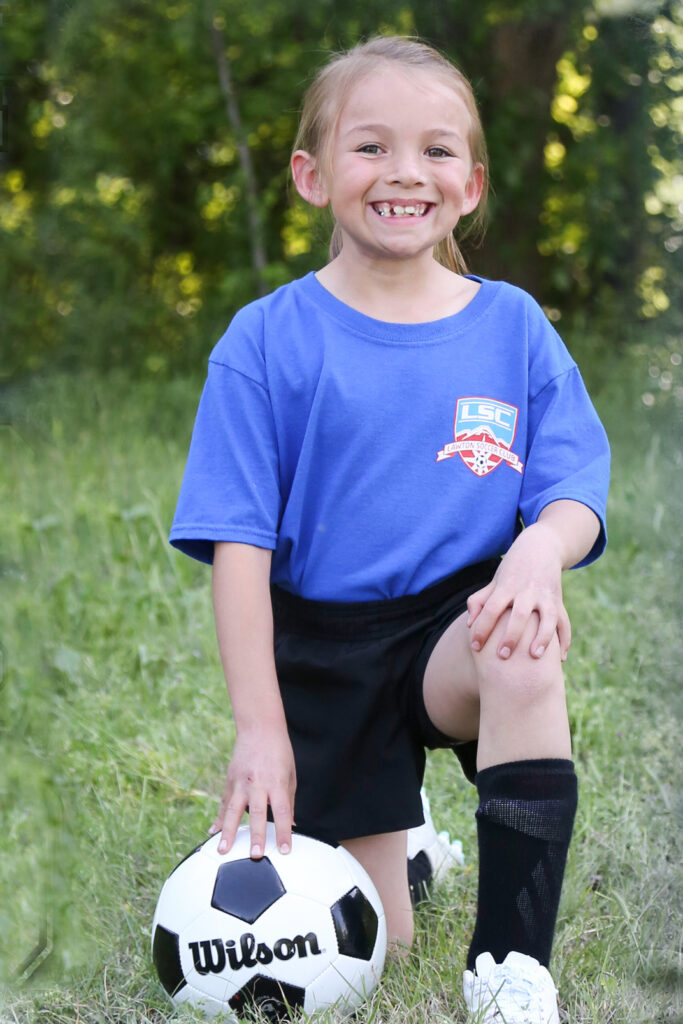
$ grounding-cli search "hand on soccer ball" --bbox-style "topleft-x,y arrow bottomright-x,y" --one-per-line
209,725 -> 297,861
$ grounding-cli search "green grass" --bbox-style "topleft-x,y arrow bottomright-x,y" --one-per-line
0,346 -> 680,1024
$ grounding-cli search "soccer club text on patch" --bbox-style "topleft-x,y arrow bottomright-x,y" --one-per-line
436,397 -> 524,477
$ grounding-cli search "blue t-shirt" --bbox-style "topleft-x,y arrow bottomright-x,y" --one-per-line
170,273 -> 610,600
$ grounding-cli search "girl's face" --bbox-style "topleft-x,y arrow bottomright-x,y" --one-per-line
301,66 -> 483,270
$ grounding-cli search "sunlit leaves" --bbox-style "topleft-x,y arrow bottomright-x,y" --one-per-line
537,3 -> 681,325
544,138 -> 567,169
1,0 -> 680,380
638,265 -> 672,317
282,200 -> 314,257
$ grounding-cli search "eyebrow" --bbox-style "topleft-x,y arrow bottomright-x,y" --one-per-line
344,123 -> 465,142
343,123 -> 389,136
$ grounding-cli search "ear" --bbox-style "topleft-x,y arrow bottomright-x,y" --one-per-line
461,162 -> 485,216
291,150 -> 329,208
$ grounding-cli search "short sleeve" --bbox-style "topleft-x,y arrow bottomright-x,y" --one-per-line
169,357 -> 281,564
519,366 -> 610,568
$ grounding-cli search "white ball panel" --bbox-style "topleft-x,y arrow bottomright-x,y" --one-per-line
370,910 -> 387,978
166,984 -> 196,1010
176,980 -> 237,1020
201,827 -> 252,864
304,955 -> 378,1014
270,834 -> 354,905
247,894 -> 338,988
154,849 -> 219,934
181,966 -> 232,1006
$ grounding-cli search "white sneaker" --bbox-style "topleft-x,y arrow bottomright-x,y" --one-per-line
463,951 -> 560,1024
407,788 -> 464,889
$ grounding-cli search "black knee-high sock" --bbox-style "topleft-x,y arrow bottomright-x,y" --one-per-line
467,758 -> 578,970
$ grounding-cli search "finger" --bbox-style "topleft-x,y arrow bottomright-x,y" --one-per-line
496,601 -> 535,659
270,787 -> 294,855
529,606 -> 558,659
470,593 -> 513,652
210,782 -> 232,836
218,790 -> 247,855
247,793 -> 268,860
466,582 -> 495,626
557,606 -> 572,661
208,806 -> 222,835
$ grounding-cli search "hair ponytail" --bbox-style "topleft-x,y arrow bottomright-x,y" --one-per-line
328,222 -> 344,262
434,233 -> 468,275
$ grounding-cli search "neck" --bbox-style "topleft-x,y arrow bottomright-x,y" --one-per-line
315,250 -> 475,324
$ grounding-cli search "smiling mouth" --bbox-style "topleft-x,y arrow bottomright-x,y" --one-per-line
371,202 -> 431,217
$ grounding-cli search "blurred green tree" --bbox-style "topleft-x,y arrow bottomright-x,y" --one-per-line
0,0 -> 679,378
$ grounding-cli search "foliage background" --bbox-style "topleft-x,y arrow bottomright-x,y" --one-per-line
1,0 -> 681,379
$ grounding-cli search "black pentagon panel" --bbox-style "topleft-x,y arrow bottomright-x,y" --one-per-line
212,856 -> 285,923
229,973 -> 306,1021
330,886 -> 378,961
152,923 -> 187,996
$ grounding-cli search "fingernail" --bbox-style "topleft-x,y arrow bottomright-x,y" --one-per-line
251,844 -> 262,858
471,640 -> 481,652
535,645 -> 545,658
208,824 -> 219,836
279,842 -> 290,855
218,839 -> 228,854
499,646 -> 510,660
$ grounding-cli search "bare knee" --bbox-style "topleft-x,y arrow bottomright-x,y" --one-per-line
474,615 -> 565,707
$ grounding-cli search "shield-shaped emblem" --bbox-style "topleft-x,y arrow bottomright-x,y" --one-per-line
436,397 -> 524,476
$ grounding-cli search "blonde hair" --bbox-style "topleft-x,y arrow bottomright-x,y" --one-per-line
292,36 -> 489,274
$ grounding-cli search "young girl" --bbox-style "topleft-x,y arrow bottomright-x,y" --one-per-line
170,36 -> 610,1023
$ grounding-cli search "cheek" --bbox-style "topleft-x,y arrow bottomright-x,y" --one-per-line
335,167 -> 372,201
446,170 -> 477,206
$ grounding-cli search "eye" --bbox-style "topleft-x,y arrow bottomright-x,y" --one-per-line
356,143 -> 383,155
426,146 -> 453,158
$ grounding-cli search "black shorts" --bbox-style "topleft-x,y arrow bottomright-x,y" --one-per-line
271,559 -> 499,843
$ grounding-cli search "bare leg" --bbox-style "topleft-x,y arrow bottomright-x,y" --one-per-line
424,606 -> 575,977
423,609 -> 570,767
340,831 -> 414,953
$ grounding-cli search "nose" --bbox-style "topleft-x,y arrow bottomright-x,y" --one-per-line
385,148 -> 426,187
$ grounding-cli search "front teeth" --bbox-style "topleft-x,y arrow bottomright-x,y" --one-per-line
374,203 -> 427,217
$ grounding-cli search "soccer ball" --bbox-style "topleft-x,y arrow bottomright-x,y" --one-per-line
151,824 -> 387,1020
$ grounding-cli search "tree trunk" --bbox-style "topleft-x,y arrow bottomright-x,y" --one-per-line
476,17 -> 573,298
209,14 -> 268,296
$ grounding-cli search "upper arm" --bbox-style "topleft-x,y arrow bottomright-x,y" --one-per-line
520,369 -> 610,567
213,541 -> 273,602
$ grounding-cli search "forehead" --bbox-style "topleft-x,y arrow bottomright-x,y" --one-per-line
336,65 -> 472,136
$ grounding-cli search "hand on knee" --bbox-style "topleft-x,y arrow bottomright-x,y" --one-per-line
474,611 -> 565,706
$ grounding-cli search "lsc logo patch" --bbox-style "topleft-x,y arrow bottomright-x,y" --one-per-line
436,397 -> 524,476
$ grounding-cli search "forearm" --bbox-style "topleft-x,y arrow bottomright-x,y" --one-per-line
212,541 -> 287,736
212,542 -> 295,856
536,499 -> 601,570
